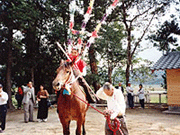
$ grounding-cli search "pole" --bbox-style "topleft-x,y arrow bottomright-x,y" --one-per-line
56,42 -> 71,61
56,42 -> 99,100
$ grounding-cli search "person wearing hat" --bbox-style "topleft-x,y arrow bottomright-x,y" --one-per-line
0,84 -> 8,133
96,82 -> 129,135
65,46 -> 96,103
126,82 -> 134,109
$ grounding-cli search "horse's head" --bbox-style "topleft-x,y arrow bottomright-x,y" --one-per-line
52,59 -> 74,91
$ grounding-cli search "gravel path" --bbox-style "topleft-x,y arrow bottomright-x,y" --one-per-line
3,107 -> 180,135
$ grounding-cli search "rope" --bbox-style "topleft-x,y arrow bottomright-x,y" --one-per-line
56,42 -> 123,134
106,115 -> 124,135
71,92 -> 124,135
71,92 -> 104,115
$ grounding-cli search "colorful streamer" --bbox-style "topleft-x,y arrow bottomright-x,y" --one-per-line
68,0 -> 120,55
86,0 -> 119,48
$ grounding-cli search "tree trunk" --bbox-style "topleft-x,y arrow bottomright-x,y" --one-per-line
126,31 -> 132,86
31,67 -> 34,85
108,64 -> 113,83
88,45 -> 100,92
6,28 -> 15,109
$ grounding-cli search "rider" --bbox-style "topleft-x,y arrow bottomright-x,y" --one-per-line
67,46 -> 96,103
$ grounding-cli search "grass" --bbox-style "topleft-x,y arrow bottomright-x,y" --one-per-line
150,95 -> 167,103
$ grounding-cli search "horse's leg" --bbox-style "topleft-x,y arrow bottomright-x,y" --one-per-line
76,119 -> 82,135
82,120 -> 86,135
61,119 -> 71,135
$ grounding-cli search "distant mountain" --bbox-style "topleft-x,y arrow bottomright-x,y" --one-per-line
130,70 -> 165,85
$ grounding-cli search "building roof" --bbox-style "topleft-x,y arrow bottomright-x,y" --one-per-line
151,51 -> 180,70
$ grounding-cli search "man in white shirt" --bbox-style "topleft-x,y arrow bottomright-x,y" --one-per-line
0,84 -> 8,133
126,82 -> 134,109
96,82 -> 128,135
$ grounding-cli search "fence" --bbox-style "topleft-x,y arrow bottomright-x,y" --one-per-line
48,91 -> 167,108
130,91 -> 167,104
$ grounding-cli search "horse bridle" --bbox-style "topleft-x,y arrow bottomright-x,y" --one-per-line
59,66 -> 81,90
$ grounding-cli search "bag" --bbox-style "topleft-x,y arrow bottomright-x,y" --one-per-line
47,99 -> 51,108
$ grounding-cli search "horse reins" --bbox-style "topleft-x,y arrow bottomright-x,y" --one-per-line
71,92 -> 124,135
62,65 -> 124,135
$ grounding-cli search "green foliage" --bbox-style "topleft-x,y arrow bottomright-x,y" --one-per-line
112,68 -> 126,85
161,72 -> 167,90
95,22 -> 126,82
0,0 -> 68,94
130,58 -> 155,84
148,20 -> 180,52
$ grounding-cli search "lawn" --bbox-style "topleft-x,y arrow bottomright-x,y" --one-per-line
150,94 -> 167,103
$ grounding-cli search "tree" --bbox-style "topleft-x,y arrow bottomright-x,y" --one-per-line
0,0 -> 69,108
96,22 -> 126,83
117,0 -> 173,86
0,0 -> 23,109
148,20 -> 180,53
130,58 -> 155,84
68,0 -> 122,91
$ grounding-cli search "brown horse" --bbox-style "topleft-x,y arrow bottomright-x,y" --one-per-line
52,60 -> 88,135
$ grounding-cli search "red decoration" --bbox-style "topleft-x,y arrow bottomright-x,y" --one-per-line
68,54 -> 86,73
92,31 -> 98,37
72,30 -> 77,34
112,0 -> 119,6
69,22 -> 74,29
86,7 -> 92,14
78,38 -> 82,45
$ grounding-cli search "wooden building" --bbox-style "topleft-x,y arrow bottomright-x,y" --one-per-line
152,51 -> 180,112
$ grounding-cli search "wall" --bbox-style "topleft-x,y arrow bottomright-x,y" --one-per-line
167,69 -> 180,106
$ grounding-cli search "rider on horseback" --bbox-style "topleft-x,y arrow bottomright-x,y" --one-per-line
68,47 -> 96,103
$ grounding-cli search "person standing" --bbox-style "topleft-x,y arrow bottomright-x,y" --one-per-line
96,82 -> 129,135
22,81 -> 35,123
126,82 -> 134,109
117,82 -> 124,93
0,84 -> 8,133
15,86 -> 23,110
137,84 -> 145,109
37,85 -> 49,122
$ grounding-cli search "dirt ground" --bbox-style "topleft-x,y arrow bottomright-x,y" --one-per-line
2,107 -> 180,135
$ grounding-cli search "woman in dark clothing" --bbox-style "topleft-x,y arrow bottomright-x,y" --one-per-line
15,86 -> 23,110
37,85 -> 49,122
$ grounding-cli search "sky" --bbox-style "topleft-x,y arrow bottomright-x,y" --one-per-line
138,47 -> 162,63
136,2 -> 180,63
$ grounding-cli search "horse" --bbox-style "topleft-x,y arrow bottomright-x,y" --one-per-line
52,60 -> 88,135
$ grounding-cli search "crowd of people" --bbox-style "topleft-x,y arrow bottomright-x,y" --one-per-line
0,81 -> 51,133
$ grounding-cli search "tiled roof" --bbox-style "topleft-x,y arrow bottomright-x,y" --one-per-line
151,51 -> 180,70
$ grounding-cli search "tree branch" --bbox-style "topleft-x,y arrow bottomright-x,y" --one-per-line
131,6 -> 153,23
131,13 -> 155,57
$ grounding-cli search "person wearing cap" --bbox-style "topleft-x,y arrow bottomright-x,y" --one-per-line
66,47 -> 96,103
0,84 -> 8,133
126,82 -> 134,109
68,46 -> 87,76
22,81 -> 35,123
96,82 -> 129,135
